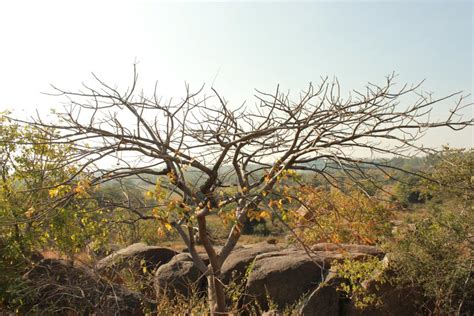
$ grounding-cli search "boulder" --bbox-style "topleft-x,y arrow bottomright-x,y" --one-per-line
22,258 -> 147,315
299,271 -> 345,316
221,242 -> 280,283
311,243 -> 384,258
154,253 -> 206,299
244,247 -> 380,310
96,242 -> 178,273
310,250 -> 377,267
245,249 -> 326,309
341,277 -> 421,316
299,285 -> 339,316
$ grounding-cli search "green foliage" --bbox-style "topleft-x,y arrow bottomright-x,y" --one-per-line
0,116 -> 110,308
332,257 -> 387,309
393,176 -> 429,206
424,147 -> 473,204
389,207 -> 473,314
387,147 -> 474,315
242,218 -> 270,236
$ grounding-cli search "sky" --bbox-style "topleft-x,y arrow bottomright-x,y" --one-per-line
0,0 -> 472,148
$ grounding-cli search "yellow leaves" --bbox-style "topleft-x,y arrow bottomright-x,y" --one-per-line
24,207 -> 35,218
164,222 -> 173,231
74,180 -> 91,197
167,200 -> 177,210
247,209 -> 271,221
145,190 -> 154,199
167,170 -> 177,185
49,186 -> 64,198
147,179 -> 166,202
156,220 -> 174,239
285,169 -> 297,177
157,227 -> 166,238
330,234 -> 341,244
218,209 -> 236,225
295,186 -> 394,245
268,199 -> 284,210
259,210 -> 271,219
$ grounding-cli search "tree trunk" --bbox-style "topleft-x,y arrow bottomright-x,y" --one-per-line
207,273 -> 227,315
196,214 -> 228,315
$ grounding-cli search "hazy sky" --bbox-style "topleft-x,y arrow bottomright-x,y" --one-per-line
0,0 -> 472,148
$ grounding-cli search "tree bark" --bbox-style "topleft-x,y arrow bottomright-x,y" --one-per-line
207,273 -> 227,315
197,213 -> 228,315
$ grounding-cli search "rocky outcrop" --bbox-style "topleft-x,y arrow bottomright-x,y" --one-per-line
341,278 -> 421,316
246,246 -> 384,311
311,243 -> 384,258
221,242 -> 280,283
22,258 -> 148,315
153,253 -> 206,299
96,242 -> 178,273
245,249 -> 326,309
298,255 -> 421,316
300,285 -> 339,316
299,271 -> 345,316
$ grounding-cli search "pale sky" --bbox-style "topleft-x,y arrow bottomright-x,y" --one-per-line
0,0 -> 472,148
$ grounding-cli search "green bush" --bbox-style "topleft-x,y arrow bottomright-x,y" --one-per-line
388,207 -> 473,315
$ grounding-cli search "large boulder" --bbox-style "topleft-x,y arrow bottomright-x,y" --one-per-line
96,242 -> 178,274
245,246 -> 384,311
299,285 -> 339,316
22,258 -> 148,315
311,243 -> 384,258
221,242 -> 280,283
299,271 -> 345,316
341,277 -> 422,316
154,253 -> 206,299
245,249 -> 326,310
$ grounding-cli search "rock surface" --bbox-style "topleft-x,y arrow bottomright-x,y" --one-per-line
341,278 -> 421,316
299,271 -> 345,316
154,253 -> 206,299
311,243 -> 384,258
96,242 -> 178,273
300,285 -> 340,316
245,249 -> 326,309
245,246 -> 385,311
311,243 -> 384,257
221,242 -> 280,283
22,258 -> 147,315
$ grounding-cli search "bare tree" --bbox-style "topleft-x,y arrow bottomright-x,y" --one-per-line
16,68 -> 472,314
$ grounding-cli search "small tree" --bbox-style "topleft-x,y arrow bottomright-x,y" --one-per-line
0,117 -> 109,309
14,69 -> 472,314
389,148 -> 474,315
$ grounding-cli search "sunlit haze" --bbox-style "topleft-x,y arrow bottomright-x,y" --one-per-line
0,0 -> 472,148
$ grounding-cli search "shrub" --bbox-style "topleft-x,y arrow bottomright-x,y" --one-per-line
388,207 -> 473,315
295,186 -> 394,245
